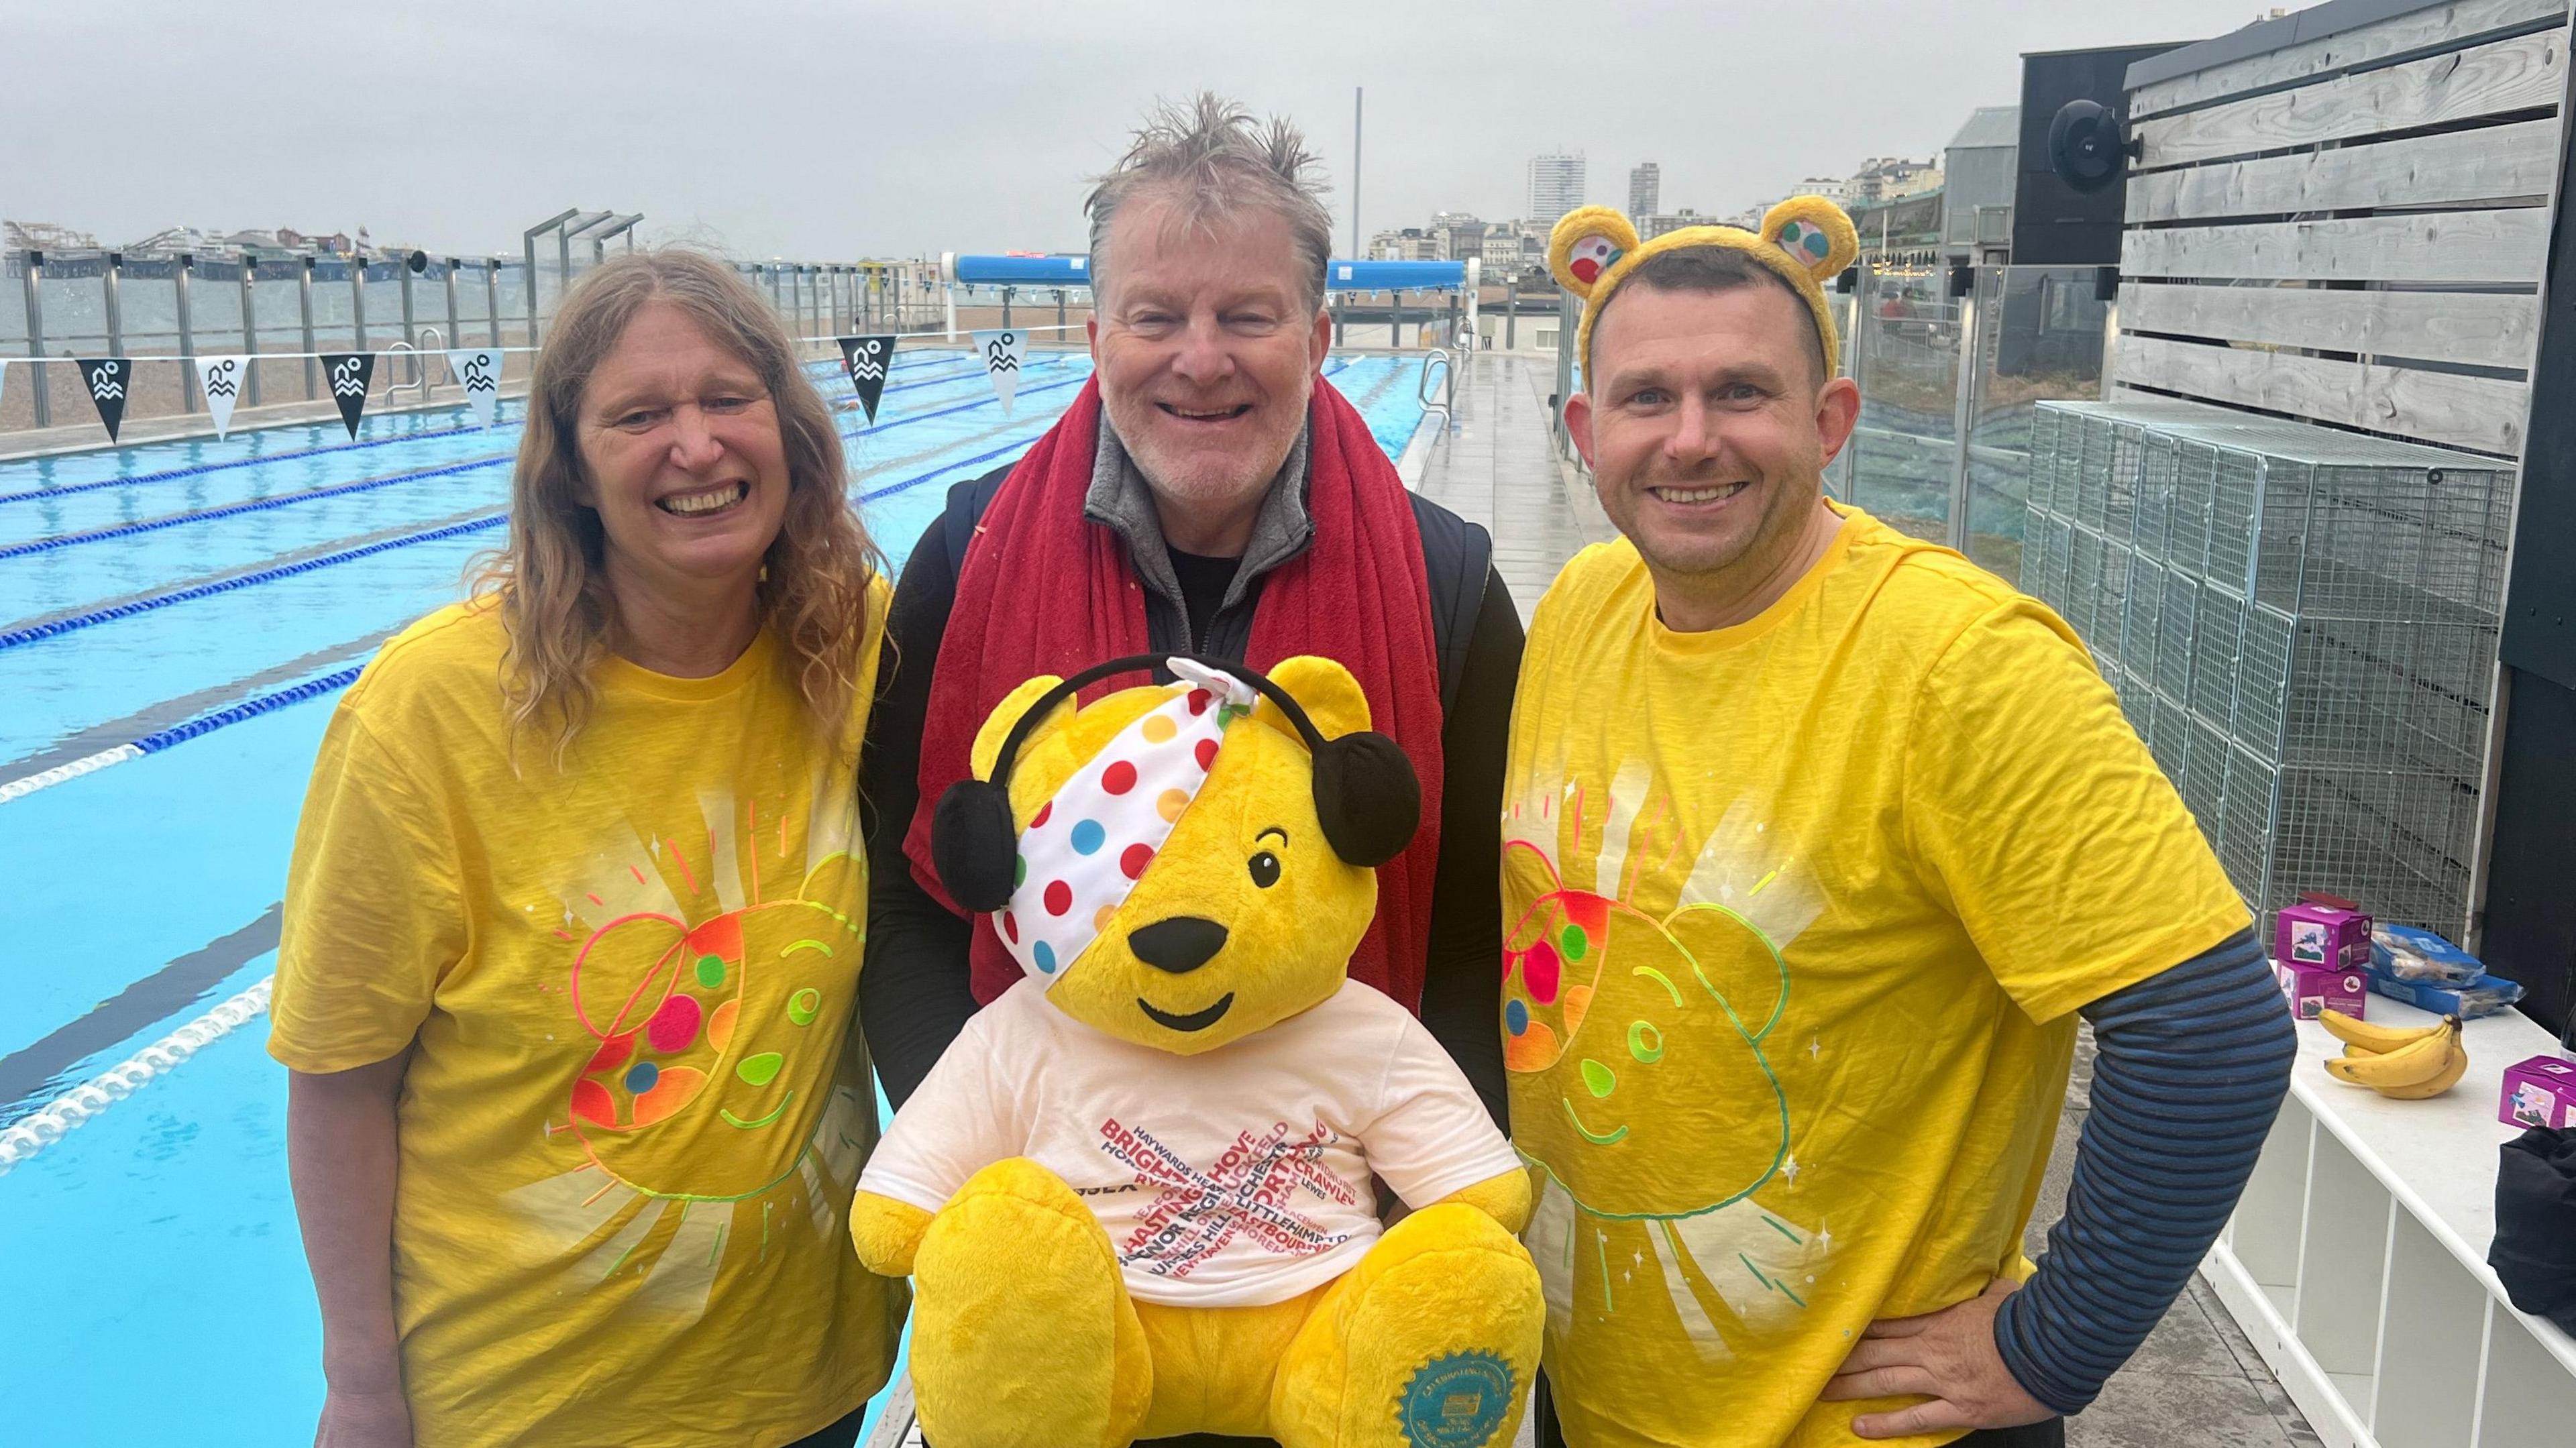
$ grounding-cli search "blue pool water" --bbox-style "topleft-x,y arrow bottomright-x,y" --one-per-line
0,347 -> 1426,1444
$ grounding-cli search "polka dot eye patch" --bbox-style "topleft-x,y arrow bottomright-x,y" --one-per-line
993,659 -> 1257,983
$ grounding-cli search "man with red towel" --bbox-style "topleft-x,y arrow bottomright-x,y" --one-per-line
858,91 -> 1520,1241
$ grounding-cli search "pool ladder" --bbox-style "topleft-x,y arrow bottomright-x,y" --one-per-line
384,327 -> 445,404
1417,346 -> 1454,432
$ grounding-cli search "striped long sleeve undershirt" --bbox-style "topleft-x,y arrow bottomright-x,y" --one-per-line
1993,928 -> 2296,1414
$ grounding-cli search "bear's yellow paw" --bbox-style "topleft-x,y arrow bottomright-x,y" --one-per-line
849,1191 -> 934,1277
1270,1205 -> 1545,1448
910,1158 -> 1154,1448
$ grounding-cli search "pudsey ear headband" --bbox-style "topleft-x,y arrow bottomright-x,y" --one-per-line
930,653 -> 1422,916
1548,195 -> 1859,379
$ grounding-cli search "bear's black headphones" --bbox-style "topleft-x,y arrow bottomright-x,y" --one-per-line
930,653 -> 1422,913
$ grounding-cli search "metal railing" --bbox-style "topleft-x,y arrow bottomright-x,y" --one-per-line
3,232 -> 945,439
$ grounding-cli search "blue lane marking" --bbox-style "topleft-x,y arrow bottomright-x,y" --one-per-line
0,366 -> 1093,644
0,423 -> 486,506
859,436 -> 1043,503
0,456 -> 513,561
55,398 -> 1097,746
0,353 -> 947,508
0,514 -> 511,652
0,358 -> 1085,561
131,667 -> 365,754
855,359 -> 1346,503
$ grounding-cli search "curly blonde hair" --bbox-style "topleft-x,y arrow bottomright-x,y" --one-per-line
472,249 -> 881,762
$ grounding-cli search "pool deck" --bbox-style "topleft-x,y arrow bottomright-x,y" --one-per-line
1407,351 -> 1611,623
868,353 -> 2320,1448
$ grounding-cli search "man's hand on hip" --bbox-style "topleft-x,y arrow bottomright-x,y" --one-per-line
1821,1278 -> 2055,1439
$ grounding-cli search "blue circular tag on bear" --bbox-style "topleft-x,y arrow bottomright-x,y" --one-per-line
1400,1350 -> 1513,1447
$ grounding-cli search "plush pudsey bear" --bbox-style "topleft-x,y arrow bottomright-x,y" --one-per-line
851,653 -> 1544,1448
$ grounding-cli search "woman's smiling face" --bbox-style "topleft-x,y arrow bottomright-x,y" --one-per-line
574,300 -> 791,602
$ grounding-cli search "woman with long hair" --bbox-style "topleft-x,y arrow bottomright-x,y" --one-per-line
271,250 -> 899,1448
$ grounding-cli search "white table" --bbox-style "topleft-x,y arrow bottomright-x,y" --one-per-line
2202,996 -> 2576,1448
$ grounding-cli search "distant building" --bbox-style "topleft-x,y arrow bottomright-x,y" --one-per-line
1430,211 -> 1487,263
3,219 -> 101,252
1366,227 -> 1440,262
122,225 -> 233,257
1848,156 -> 1943,205
1629,163 -> 1661,217
278,228 -> 356,255
1529,152 -> 1586,222
1793,176 -> 1849,205
1940,105 -> 2020,264
1640,209 -> 1712,240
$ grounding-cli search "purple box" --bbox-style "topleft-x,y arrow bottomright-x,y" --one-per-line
2277,900 -> 2373,972
2500,1055 -> 2576,1131
2276,960 -> 2368,1021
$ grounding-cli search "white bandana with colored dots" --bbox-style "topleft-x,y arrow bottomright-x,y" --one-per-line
993,659 -> 1257,981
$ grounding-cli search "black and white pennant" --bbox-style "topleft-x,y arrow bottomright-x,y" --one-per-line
972,328 -> 1025,416
195,355 -> 249,440
79,358 -> 131,442
446,348 -> 503,430
837,335 -> 897,425
320,353 -> 376,439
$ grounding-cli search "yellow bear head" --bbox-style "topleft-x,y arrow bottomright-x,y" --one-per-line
963,656 -> 1398,1054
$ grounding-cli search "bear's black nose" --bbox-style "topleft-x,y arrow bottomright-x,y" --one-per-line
1129,917 -> 1229,974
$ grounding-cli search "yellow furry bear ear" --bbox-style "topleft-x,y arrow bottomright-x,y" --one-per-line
1760,197 -> 1859,285
1547,206 -> 1643,301
971,675 -> 1066,783
1258,655 -> 1373,743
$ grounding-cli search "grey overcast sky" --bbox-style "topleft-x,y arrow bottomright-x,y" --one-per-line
8,0 -> 2273,260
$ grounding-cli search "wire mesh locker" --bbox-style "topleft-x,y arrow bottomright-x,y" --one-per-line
2023,400 -> 2514,932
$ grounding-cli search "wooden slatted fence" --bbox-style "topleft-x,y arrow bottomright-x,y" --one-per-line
2116,0 -> 2571,457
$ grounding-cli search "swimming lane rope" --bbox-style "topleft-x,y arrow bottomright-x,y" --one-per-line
0,977 -> 274,1178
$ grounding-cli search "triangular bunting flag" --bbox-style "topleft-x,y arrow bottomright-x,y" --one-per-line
837,335 -> 897,424
196,355 -> 249,440
973,328 -> 1024,416
79,358 -> 131,442
447,348 -> 503,429
320,353 -> 376,439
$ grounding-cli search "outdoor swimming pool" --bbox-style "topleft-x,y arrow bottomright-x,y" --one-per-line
0,346 -> 1428,1445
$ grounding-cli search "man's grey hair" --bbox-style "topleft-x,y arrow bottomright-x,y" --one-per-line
1086,93 -> 1335,313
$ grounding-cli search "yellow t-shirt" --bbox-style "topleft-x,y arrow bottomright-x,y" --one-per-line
269,588 -> 902,1448
1503,507 -> 2246,1448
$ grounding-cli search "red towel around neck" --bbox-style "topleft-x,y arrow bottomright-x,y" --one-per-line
902,374 -> 1446,1013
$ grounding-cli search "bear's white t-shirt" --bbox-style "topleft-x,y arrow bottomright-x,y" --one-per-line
859,977 -> 1522,1308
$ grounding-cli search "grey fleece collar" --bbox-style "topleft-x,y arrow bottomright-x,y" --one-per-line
1083,416 -> 1315,618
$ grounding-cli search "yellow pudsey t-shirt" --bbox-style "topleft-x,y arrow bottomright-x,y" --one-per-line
269,588 -> 900,1448
1503,506 -> 2247,1448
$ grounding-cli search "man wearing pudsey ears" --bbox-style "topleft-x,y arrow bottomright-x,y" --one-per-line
1503,197 -> 2296,1446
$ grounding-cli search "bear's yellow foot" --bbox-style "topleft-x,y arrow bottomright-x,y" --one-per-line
909,1158 -> 1153,1448
1270,1203 -> 1545,1448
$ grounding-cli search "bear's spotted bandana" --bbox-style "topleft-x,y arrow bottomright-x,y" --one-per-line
994,659 -> 1258,982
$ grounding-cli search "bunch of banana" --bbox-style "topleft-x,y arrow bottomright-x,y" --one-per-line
2319,1011 -> 2468,1099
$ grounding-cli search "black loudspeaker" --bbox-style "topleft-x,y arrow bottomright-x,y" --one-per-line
2012,43 -> 2184,266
